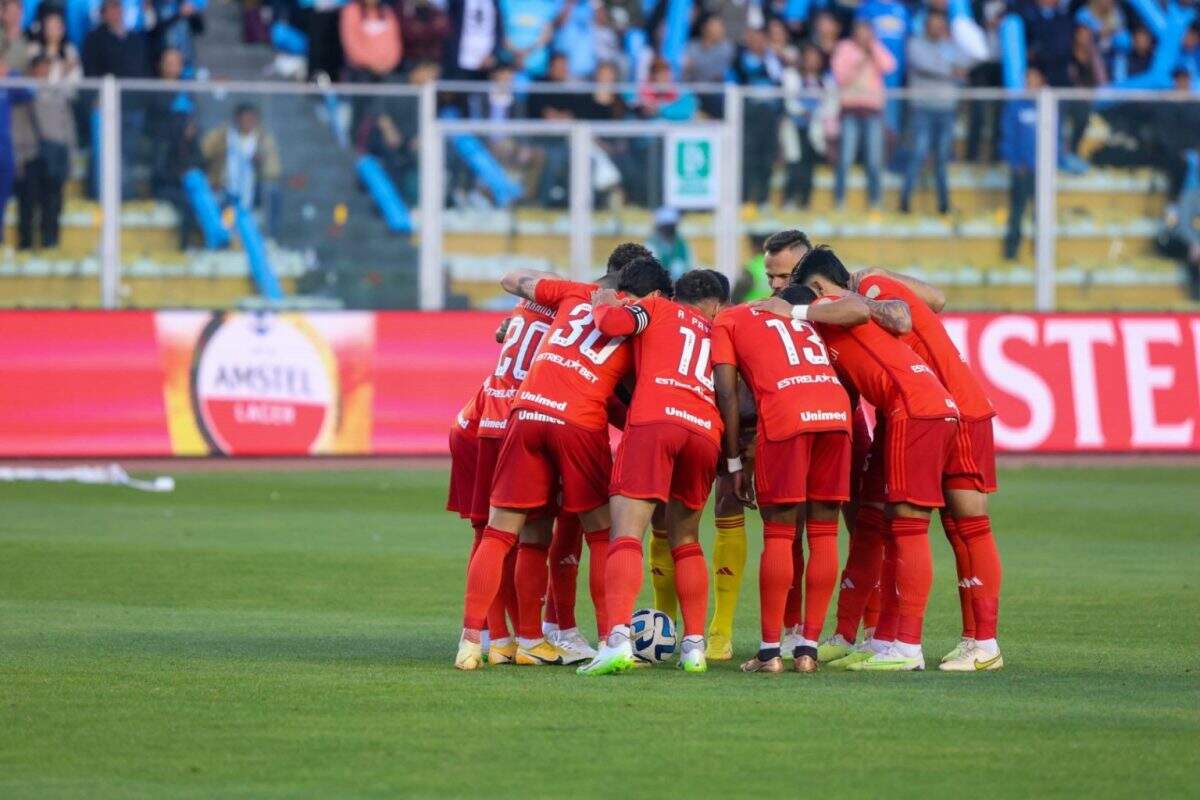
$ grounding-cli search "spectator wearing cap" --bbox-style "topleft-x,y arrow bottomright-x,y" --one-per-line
831,18 -> 896,210
399,0 -> 450,71
443,0 -> 504,80
901,10 -> 974,215
646,207 -> 692,280
341,0 -> 402,81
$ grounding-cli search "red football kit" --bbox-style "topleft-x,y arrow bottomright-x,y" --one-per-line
595,294 -> 721,509
712,303 -> 852,505
858,273 -> 997,492
489,279 -> 633,513
446,389 -> 481,519
470,299 -> 556,523
811,297 -> 959,508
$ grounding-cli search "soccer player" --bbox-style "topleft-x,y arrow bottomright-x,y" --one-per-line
711,287 -> 865,673
850,267 -> 1004,671
702,229 -> 814,660
754,247 -> 960,671
577,263 -> 729,676
455,268 -> 633,670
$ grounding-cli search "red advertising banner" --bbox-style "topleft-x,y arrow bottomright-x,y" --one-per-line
0,311 -> 1196,456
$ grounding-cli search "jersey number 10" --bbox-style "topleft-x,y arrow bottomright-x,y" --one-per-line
676,326 -> 714,391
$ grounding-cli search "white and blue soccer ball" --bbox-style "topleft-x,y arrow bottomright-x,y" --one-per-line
631,608 -> 676,663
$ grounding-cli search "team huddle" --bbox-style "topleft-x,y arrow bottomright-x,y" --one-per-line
447,231 -> 1005,675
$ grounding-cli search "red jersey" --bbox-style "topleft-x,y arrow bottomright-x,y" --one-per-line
812,297 -> 958,421
510,279 -> 633,431
594,294 -> 721,446
858,274 -> 995,422
711,303 -> 851,441
477,299 -> 556,438
454,388 -> 482,434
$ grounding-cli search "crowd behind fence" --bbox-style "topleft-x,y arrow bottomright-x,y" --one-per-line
0,77 -> 1196,311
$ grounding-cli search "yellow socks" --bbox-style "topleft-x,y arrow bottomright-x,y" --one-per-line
708,514 -> 747,644
649,528 -> 678,619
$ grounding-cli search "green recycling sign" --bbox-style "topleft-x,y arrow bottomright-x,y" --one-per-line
665,130 -> 721,210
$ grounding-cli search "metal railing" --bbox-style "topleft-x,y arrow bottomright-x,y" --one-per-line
0,78 -> 1194,311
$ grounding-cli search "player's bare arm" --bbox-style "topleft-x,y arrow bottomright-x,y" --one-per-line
499,268 -> 559,301
714,363 -> 754,507
864,297 -> 912,335
749,293 -> 870,327
853,267 -> 946,313
494,317 -> 512,343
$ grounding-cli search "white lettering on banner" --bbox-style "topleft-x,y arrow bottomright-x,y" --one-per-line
664,406 -> 713,430
942,318 -> 970,365
1044,319 -> 1115,448
978,316 -> 1054,450
520,391 -> 568,412
1120,320 -> 1195,447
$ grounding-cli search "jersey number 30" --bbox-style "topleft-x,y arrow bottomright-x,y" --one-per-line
548,303 -> 625,365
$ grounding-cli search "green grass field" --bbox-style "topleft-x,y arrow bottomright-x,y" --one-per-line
1,465 -> 1197,798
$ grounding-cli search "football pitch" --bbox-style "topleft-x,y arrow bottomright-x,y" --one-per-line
1,464 -> 1197,798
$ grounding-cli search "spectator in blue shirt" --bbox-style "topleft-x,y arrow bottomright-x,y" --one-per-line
502,0 -> 562,78
552,0 -> 594,78
1001,65 -> 1041,260
1020,0 -> 1074,86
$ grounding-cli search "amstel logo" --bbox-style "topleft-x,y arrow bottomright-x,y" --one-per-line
190,313 -> 338,455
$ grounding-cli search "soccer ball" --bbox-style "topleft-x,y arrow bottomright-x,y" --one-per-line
631,608 -> 676,663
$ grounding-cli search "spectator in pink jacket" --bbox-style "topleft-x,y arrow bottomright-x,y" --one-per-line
341,0 -> 402,82
831,19 -> 897,210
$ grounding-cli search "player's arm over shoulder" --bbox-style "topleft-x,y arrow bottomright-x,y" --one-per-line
499,268 -> 566,303
807,293 -> 871,327
856,268 -> 945,313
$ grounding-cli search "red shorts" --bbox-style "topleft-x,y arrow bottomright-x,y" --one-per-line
610,422 -> 719,510
446,424 -> 478,518
755,430 -> 852,506
490,411 -> 611,514
944,417 -> 998,493
862,415 -> 957,508
471,435 -> 503,526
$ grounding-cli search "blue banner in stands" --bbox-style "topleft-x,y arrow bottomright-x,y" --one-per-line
441,109 -> 523,207
234,206 -> 283,301
183,169 -> 231,249
356,155 -> 412,233
270,21 -> 309,56
1000,14 -> 1026,90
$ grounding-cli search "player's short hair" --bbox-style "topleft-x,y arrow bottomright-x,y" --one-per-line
763,229 -> 813,256
675,269 -> 729,305
793,245 -> 851,288
605,242 -> 653,274
617,256 -> 673,298
781,284 -> 817,305
705,269 -> 731,303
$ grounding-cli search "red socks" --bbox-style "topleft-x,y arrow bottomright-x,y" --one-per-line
514,542 -> 549,640
942,513 -> 977,639
469,524 -> 484,568
548,514 -> 582,631
604,537 -> 643,635
672,542 -> 709,638
835,505 -> 885,641
760,522 -> 796,644
957,515 -> 1002,641
891,516 -> 933,646
585,529 -> 610,639
803,520 -> 840,642
782,532 -> 805,630
486,548 -> 516,640
463,526 -> 517,630
873,534 -> 899,642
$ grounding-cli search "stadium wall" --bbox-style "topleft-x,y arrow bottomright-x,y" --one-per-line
1,310 -> 1197,456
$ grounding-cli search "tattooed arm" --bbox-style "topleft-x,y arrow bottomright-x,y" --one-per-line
864,297 -> 912,335
499,268 -> 560,301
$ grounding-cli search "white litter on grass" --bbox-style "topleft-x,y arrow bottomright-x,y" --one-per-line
0,464 -> 175,493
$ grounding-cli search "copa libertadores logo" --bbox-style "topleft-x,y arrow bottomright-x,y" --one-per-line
190,313 -> 338,455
